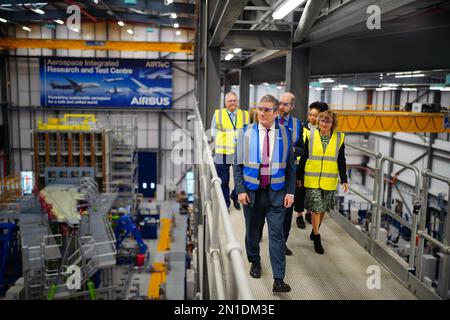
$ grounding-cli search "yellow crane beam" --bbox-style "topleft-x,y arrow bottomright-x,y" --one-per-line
0,38 -> 194,53
334,111 -> 450,133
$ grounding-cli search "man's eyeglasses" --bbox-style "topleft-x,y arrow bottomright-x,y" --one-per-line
256,106 -> 276,113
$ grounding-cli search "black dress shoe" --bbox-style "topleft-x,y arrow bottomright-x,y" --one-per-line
273,279 -> 291,293
296,216 -> 306,229
250,261 -> 261,278
285,245 -> 293,256
233,200 -> 241,210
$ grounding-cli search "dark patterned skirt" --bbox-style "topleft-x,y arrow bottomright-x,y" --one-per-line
304,187 -> 335,213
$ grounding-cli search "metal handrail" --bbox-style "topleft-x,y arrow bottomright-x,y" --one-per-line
378,156 -> 421,271
416,169 -> 450,299
346,143 -> 382,238
193,97 -> 253,300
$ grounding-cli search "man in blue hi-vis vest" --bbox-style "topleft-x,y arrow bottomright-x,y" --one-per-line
233,94 -> 296,293
258,92 -> 304,256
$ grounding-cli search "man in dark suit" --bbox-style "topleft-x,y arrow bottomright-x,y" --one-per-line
233,94 -> 296,293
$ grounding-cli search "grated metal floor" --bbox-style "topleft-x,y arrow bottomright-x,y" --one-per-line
228,206 -> 418,300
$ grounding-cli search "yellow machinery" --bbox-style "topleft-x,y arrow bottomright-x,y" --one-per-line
37,114 -> 97,131
334,111 -> 450,133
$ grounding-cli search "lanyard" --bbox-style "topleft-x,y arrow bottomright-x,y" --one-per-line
227,111 -> 237,130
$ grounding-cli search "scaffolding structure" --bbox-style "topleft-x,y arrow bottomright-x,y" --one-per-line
108,115 -> 138,209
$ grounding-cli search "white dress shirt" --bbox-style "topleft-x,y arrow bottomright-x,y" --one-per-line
258,122 -> 275,161
258,122 -> 294,197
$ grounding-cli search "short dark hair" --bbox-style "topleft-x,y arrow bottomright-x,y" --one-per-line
259,94 -> 280,110
309,101 -> 329,113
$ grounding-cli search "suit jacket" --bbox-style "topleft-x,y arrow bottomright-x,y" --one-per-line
233,123 -> 297,208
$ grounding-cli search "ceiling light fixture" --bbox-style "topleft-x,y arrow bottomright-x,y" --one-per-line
54,19 -> 64,25
173,22 -> 179,28
31,8 -> 45,15
170,13 -> 177,19
352,87 -> 365,91
127,28 -> 134,35
224,53 -> 234,61
272,0 -> 306,20
401,88 -> 417,91
0,18 -> 7,23
22,26 -> 31,32
164,0 -> 174,4
118,21 -> 125,27
175,30 -> 181,36
318,78 -> 334,83
232,48 -> 242,54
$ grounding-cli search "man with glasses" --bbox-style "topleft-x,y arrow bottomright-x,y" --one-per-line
258,92 -> 304,256
233,94 -> 296,293
211,91 -> 249,211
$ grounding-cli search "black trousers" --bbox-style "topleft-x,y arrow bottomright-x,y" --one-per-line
294,185 -> 306,212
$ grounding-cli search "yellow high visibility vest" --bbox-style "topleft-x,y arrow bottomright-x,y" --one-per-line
296,126 -> 309,163
304,129 -> 345,191
214,108 -> 249,155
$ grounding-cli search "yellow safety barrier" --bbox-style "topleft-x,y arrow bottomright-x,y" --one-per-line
157,218 -> 172,252
334,111 -> 450,133
38,114 -> 96,131
148,262 -> 166,300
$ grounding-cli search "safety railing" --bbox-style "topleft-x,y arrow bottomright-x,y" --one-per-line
336,142 -> 448,300
193,97 -> 253,300
417,170 -> 450,299
377,156 -> 421,272
346,143 -> 382,240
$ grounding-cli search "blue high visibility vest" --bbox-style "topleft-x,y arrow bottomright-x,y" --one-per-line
242,123 -> 291,191
276,116 -> 302,145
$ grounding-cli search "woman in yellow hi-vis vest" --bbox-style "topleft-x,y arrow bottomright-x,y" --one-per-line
298,110 -> 349,254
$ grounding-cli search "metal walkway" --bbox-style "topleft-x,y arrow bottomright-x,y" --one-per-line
228,206 -> 417,300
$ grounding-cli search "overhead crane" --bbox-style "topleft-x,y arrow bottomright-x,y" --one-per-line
0,38 -> 194,54
334,110 -> 450,133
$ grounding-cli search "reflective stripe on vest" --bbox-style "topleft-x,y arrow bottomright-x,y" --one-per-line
304,129 -> 345,191
242,123 -> 290,191
215,108 -> 249,155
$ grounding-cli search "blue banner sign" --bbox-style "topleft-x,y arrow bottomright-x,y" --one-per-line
40,57 -> 172,108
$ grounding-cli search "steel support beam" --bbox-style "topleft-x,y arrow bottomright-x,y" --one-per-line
243,49 -> 288,68
286,44 -> 310,122
205,46 -> 221,129
297,0 -> 440,48
223,72 -> 232,103
239,67 -> 251,110
209,0 -> 248,47
0,54 -> 10,175
222,30 -> 291,50
293,0 -> 327,43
